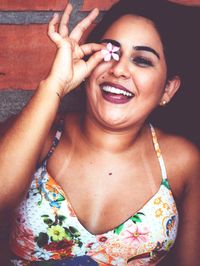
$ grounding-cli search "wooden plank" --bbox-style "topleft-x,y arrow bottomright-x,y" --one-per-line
0,0 -> 67,11
81,0 -> 118,11
0,25 -> 56,90
0,23 -> 95,90
0,0 -> 199,11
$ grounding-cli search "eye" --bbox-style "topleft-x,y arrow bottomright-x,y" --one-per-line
132,56 -> 154,67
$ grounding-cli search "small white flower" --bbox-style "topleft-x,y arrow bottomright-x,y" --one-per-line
34,246 -> 52,260
101,43 -> 120,62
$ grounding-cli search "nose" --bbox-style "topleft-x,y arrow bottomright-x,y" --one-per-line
109,57 -> 131,79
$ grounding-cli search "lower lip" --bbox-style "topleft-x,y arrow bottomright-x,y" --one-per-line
101,90 -> 133,104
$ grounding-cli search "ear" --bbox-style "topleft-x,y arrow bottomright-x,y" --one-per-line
159,76 -> 181,106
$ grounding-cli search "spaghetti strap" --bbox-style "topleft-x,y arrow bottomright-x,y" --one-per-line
40,120 -> 64,166
10,123 -> 179,265
149,124 -> 167,180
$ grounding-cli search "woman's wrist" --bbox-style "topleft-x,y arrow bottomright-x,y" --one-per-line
38,77 -> 66,100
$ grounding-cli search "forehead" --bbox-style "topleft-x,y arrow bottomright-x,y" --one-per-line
101,15 -> 164,52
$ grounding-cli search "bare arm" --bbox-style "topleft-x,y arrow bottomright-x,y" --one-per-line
0,81 -> 61,208
0,4 -> 104,210
171,145 -> 200,265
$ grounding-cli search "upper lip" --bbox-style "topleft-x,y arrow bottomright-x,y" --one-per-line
100,82 -> 134,95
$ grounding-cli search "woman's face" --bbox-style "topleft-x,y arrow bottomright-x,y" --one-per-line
85,15 -> 168,130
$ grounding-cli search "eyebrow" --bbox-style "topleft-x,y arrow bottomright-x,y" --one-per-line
99,40 -> 160,59
134,46 -> 160,59
100,39 -> 121,47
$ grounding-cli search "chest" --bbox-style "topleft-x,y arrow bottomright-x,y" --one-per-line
13,168 -> 179,264
47,149 -> 164,235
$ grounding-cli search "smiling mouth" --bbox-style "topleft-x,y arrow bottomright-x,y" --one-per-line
100,82 -> 134,104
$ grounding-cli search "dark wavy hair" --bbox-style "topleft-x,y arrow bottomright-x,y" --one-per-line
61,1 -> 199,146
87,0 -> 188,81
86,0 -> 200,146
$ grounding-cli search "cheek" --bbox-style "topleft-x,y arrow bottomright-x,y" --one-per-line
88,62 -> 113,85
134,69 -> 167,96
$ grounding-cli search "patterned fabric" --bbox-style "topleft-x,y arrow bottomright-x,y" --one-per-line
10,124 -> 178,266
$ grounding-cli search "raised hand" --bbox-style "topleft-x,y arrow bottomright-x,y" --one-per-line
0,3 -> 105,210
47,3 -> 104,97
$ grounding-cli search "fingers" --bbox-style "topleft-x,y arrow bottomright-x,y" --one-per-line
48,13 -> 63,45
84,50 -> 104,78
81,43 -> 104,56
48,3 -> 73,47
49,4 -> 99,48
59,3 -> 73,37
69,8 -> 99,42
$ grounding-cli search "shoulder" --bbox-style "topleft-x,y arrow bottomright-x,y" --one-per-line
155,128 -> 200,199
158,134 -> 200,265
158,129 -> 200,172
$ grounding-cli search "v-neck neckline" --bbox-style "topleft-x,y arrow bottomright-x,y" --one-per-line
45,171 -> 168,236
40,122 -> 177,236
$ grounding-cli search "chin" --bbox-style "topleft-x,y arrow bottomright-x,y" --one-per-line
97,111 -> 131,129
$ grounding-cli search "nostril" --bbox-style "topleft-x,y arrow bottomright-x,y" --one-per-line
109,62 -> 131,79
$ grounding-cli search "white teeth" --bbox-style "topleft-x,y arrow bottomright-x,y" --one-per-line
102,85 -> 133,97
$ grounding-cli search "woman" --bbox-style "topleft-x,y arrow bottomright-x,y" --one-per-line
0,0 -> 199,265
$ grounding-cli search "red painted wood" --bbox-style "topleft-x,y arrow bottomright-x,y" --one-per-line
80,23 -> 96,44
0,23 -> 96,90
0,0 -> 67,11
81,0 -> 119,11
0,0 -> 199,11
0,25 -> 56,90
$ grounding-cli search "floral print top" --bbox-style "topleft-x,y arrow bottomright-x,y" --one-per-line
10,124 -> 178,266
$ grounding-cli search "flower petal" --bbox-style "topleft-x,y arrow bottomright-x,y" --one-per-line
112,46 -> 120,52
137,226 -> 149,234
112,53 -> 119,61
104,53 -> 112,62
101,49 -> 109,56
107,42 -> 113,51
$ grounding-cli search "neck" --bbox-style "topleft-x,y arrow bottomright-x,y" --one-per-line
80,114 -> 147,154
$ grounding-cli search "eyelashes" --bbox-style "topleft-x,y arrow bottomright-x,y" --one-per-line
132,56 -> 154,67
116,53 -> 154,67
